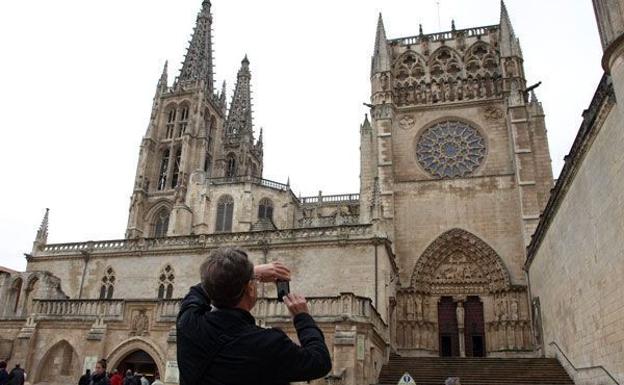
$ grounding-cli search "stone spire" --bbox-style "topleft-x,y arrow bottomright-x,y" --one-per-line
178,0 -> 214,91
225,55 -> 253,139
35,208 -> 49,244
371,13 -> 392,76
158,60 -> 169,93
500,1 -> 522,57
220,80 -> 227,108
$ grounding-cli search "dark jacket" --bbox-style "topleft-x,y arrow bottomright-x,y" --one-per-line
0,369 -> 8,385
79,373 -> 91,385
177,284 -> 332,385
89,372 -> 110,385
7,368 -> 24,385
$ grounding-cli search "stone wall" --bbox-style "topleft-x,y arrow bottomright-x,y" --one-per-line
528,80 -> 624,384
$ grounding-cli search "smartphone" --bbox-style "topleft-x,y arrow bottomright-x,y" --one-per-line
276,280 -> 290,302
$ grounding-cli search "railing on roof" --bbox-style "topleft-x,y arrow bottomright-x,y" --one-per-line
389,25 -> 498,46
299,193 -> 360,205
207,176 -> 290,191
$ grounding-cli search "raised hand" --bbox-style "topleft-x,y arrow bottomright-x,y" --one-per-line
254,261 -> 291,283
283,293 -> 309,316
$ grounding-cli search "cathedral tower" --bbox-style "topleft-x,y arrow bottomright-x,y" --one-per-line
361,1 -> 554,357
126,1 -> 262,239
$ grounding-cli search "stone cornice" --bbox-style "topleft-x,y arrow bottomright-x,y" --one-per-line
525,74 -> 615,268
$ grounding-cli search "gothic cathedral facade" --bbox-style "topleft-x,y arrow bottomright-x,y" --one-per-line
0,2 -> 559,385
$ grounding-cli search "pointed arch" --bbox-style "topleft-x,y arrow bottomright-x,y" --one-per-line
410,229 -> 511,294
106,337 -> 166,379
144,200 -> 173,238
10,277 -> 23,314
35,339 -> 79,383
393,50 -> 427,87
216,194 -> 235,232
428,46 -> 464,81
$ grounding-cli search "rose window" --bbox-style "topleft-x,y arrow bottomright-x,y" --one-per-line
416,121 -> 486,178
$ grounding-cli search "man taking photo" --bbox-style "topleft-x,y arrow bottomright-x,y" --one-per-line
177,247 -> 331,385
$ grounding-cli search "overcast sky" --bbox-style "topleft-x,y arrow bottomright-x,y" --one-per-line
0,0 -> 602,271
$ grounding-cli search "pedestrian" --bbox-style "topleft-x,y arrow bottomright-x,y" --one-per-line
79,369 -> 91,385
139,374 -> 149,385
0,361 -> 8,385
132,372 -> 141,385
89,359 -> 110,385
122,370 -> 134,385
7,364 -> 24,385
110,369 -> 123,385
151,375 -> 164,385
177,247 -> 332,385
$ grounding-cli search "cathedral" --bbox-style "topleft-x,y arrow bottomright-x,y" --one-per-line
1,1 -> 623,385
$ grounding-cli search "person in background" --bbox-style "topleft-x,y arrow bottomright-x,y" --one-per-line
151,374 -> 164,385
132,372 -> 141,385
0,361 -> 8,385
139,374 -> 149,385
89,359 -> 110,385
110,369 -> 122,385
7,364 -> 24,385
78,369 -> 91,385
122,370 -> 134,385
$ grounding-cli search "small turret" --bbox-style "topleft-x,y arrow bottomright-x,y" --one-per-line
225,55 -> 254,139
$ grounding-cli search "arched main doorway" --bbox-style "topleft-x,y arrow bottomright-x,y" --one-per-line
396,229 -> 520,357
117,350 -> 158,382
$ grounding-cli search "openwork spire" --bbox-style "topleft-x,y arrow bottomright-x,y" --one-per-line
371,13 -> 392,75
225,55 -> 253,138
36,208 -> 49,244
178,1 -> 214,91
499,1 -> 522,57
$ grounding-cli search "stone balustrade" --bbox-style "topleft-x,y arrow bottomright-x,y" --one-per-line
37,224 -> 372,257
24,294 -> 388,342
389,25 -> 498,46
299,193 -> 360,205
33,299 -> 125,321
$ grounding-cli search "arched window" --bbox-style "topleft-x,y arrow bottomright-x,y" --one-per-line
157,149 -> 170,190
216,195 -> 234,232
171,147 -> 182,188
158,265 -> 175,299
99,267 -> 115,300
258,198 -> 274,221
204,152 -> 212,175
226,154 -> 237,178
165,108 -> 176,138
178,105 -> 189,137
154,208 -> 170,238
12,278 -> 23,314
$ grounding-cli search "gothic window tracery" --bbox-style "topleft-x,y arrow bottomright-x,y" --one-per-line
226,154 -> 237,178
393,52 -> 427,107
153,208 -> 170,238
258,198 -> 274,221
157,149 -> 170,190
216,195 -> 234,232
165,108 -> 176,139
99,267 -> 115,300
178,105 -> 190,137
171,147 -> 182,188
157,264 -> 175,299
416,121 -> 486,178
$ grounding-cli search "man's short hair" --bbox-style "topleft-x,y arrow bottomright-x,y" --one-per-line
0,361 -> 6,369
97,359 -> 107,370
200,248 -> 254,308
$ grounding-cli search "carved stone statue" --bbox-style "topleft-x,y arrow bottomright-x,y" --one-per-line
456,303 -> 465,329
131,310 -> 149,336
510,298 -> 519,321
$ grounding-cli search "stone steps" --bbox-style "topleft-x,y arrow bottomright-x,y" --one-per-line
377,355 -> 574,385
